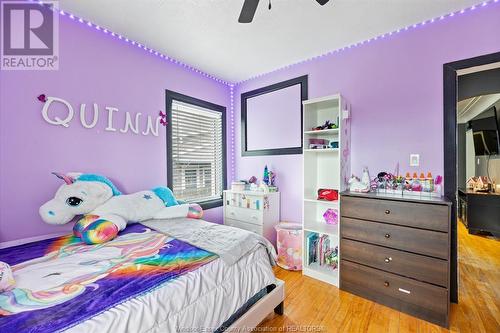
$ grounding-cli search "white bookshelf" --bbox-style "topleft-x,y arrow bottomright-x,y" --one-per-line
302,94 -> 351,287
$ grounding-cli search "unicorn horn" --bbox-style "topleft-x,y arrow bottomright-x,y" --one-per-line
52,172 -> 75,185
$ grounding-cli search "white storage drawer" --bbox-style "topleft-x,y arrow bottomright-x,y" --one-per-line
225,205 -> 263,225
223,190 -> 280,247
225,218 -> 263,235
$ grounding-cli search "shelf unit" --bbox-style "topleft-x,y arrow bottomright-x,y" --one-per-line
302,94 -> 351,287
303,148 -> 339,153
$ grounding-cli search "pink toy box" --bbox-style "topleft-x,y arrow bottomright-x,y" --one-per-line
275,222 -> 302,271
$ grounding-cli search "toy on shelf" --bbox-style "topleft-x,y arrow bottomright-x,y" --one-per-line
317,189 -> 338,201
248,176 -> 257,184
370,169 -> 443,197
324,246 -> 339,270
261,166 -> 278,192
466,176 -> 491,192
268,170 -> 276,186
348,167 -> 371,192
312,120 -> 338,131
263,165 -> 270,185
323,208 -> 338,225
231,181 -> 246,191
309,138 -> 329,149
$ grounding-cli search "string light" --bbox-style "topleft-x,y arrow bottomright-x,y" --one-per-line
229,84 -> 236,182
236,0 -> 497,84
31,0 -> 498,169
36,1 -> 230,85
30,0 -> 498,86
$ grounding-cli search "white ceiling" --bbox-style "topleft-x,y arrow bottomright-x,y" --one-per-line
457,94 -> 500,123
59,0 -> 485,83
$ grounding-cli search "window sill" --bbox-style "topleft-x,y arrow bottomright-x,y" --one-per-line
199,198 -> 223,210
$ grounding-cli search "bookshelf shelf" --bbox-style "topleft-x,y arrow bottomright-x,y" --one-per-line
302,94 -> 351,288
304,221 -> 339,237
303,148 -> 339,153
303,128 -> 339,135
303,263 -> 338,286
303,198 -> 339,205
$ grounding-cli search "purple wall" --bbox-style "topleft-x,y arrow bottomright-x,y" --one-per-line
0,16 -> 230,242
234,5 -> 500,224
246,84 -> 302,151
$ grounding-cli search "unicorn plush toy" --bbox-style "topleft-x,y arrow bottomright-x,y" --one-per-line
40,172 -> 203,244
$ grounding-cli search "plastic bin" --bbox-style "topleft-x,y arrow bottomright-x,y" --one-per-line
275,222 -> 303,271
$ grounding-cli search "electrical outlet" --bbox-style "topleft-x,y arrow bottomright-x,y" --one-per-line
410,154 -> 420,167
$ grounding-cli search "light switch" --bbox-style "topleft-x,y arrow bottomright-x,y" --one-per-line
410,154 -> 420,167
342,109 -> 349,119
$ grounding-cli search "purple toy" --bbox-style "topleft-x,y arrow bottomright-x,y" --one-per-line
323,208 -> 338,225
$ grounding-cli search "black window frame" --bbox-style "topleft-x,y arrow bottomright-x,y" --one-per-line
166,90 -> 227,210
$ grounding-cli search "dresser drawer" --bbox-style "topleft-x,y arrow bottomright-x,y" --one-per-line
224,218 -> 263,235
225,205 -> 263,225
342,218 -> 448,259
341,196 -> 449,232
341,260 -> 448,327
341,239 -> 448,287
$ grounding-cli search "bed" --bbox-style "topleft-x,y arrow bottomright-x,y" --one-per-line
0,218 -> 284,332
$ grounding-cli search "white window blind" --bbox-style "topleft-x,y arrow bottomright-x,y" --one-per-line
171,100 -> 224,203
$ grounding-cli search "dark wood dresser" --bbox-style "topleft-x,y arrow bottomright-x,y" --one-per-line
339,191 -> 452,327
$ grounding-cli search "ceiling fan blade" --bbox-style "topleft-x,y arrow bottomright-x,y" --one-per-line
316,0 -> 330,5
238,0 -> 260,23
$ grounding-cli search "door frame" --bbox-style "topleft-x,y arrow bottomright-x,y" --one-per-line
443,51 -> 500,303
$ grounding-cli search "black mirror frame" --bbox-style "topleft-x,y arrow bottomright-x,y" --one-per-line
241,75 -> 308,156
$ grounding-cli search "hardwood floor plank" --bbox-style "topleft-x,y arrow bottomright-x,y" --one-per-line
258,221 -> 499,332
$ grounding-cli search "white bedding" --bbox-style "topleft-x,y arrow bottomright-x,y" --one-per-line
66,222 -> 277,333
143,218 -> 277,266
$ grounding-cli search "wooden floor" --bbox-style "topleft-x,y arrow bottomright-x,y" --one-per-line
258,222 -> 499,332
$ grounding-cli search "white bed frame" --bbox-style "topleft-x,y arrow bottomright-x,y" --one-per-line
227,279 -> 285,331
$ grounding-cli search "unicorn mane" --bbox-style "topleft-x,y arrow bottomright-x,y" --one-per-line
76,174 -> 122,196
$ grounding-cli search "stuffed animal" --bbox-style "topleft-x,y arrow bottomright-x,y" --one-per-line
348,167 -> 371,192
40,172 -> 203,244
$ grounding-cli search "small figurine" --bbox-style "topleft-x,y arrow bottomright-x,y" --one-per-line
259,183 -> 269,193
268,171 -> 276,186
263,165 -> 269,185
348,167 -> 371,192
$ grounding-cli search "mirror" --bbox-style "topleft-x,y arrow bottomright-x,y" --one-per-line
241,75 -> 308,156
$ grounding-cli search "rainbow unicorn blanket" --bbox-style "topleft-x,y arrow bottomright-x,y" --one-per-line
0,224 -> 218,333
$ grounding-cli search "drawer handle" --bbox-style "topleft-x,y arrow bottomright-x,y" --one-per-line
384,257 -> 392,263
252,216 -> 258,220
385,209 -> 391,214
230,212 -> 235,216
384,233 -> 391,239
384,281 -> 390,287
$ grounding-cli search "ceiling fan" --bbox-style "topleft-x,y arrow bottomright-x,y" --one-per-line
238,0 -> 330,23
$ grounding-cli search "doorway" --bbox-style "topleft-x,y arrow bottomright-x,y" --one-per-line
443,52 -> 500,306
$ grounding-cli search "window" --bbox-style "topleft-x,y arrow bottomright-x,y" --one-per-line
166,91 -> 226,209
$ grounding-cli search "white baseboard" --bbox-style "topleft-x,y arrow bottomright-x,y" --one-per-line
0,232 -> 67,249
